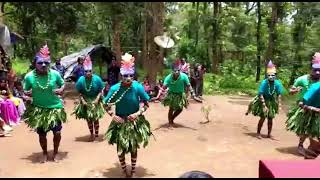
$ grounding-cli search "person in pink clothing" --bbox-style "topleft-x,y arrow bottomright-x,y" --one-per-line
0,70 -> 20,126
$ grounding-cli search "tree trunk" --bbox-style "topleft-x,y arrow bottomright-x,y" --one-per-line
211,2 -> 220,74
62,34 -> 68,56
144,2 -> 164,87
0,2 -> 4,25
111,16 -> 122,63
265,2 -> 280,74
195,2 -> 200,47
289,3 -> 307,85
256,2 -> 262,82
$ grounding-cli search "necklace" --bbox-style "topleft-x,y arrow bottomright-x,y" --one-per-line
267,81 -> 276,96
106,86 -> 131,107
84,78 -> 93,92
34,70 -> 51,90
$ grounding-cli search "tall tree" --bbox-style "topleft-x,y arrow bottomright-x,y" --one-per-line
143,2 -> 165,86
256,2 -> 262,82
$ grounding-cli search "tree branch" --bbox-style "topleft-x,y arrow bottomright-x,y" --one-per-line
245,2 -> 256,15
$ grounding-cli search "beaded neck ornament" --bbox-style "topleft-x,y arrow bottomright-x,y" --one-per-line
83,55 -> 93,92
106,53 -> 135,107
266,60 -> 276,96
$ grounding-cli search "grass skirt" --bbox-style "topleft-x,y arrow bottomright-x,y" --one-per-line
72,101 -> 105,122
162,92 -> 188,111
286,106 -> 320,138
23,105 -> 67,132
104,115 -> 152,155
247,95 -> 278,119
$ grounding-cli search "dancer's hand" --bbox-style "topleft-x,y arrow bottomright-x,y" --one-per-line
128,112 -> 139,121
263,105 -> 268,114
112,115 -> 124,123
54,88 -> 63,95
93,98 -> 99,105
24,90 -> 32,96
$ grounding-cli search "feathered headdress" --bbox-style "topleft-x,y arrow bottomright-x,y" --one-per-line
120,53 -> 135,75
35,45 -> 51,62
312,52 -> 320,69
266,60 -> 276,74
83,55 -> 92,71
172,59 -> 182,71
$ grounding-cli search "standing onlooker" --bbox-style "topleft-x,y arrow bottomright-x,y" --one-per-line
194,64 -> 206,99
107,58 -> 120,86
52,58 -> 66,78
71,56 -> 85,82
6,62 -> 17,91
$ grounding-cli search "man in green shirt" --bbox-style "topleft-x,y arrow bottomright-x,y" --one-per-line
23,45 -> 66,163
73,55 -> 105,142
287,52 -> 320,156
103,53 -> 152,178
154,60 -> 195,128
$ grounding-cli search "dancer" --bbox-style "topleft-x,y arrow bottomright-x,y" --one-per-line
286,52 -> 320,155
103,53 -> 152,178
23,45 -> 67,163
154,60 -> 195,128
73,55 -> 105,142
246,60 -> 284,138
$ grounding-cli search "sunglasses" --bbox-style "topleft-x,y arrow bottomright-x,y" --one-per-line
123,74 -> 134,78
36,61 -> 50,65
85,70 -> 92,73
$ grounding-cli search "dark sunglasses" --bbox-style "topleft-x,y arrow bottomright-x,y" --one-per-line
123,74 -> 134,78
36,61 -> 50,65
85,70 -> 92,73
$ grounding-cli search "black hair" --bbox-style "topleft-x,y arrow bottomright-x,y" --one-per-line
179,171 -> 213,178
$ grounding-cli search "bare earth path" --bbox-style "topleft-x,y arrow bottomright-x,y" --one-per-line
0,95 -> 302,178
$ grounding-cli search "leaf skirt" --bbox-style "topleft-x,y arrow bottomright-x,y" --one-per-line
247,95 -> 278,119
162,92 -> 188,111
72,101 -> 105,122
104,115 -> 152,155
23,104 -> 67,132
286,106 -> 320,138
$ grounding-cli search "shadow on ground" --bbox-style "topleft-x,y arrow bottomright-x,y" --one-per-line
275,146 -> 302,157
101,163 -> 156,178
75,134 -> 105,143
21,151 -> 68,164
153,123 -> 197,131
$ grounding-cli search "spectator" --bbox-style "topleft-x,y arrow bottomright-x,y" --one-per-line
6,62 -> 17,91
52,58 -> 66,78
71,56 -> 85,82
194,64 -> 206,99
179,171 -> 213,178
107,58 -> 120,86
142,77 -> 152,96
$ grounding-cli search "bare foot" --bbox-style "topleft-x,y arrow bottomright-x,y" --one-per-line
267,134 -> 271,138
256,133 -> 262,139
40,154 -> 48,163
52,153 -> 61,163
172,123 -> 179,128
89,134 -> 95,142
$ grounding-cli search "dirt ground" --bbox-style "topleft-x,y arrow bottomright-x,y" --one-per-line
0,95 -> 305,178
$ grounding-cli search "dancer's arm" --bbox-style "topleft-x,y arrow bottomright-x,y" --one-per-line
54,71 -> 65,95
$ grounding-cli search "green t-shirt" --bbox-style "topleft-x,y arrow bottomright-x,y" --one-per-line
258,79 -> 283,100
164,72 -> 190,93
75,74 -> 104,101
303,82 -> 320,108
293,74 -> 312,101
24,70 -> 64,109
103,81 -> 150,116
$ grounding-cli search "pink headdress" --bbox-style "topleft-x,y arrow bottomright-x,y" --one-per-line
312,52 -> 320,68
35,45 -> 51,62
266,60 -> 276,74
83,55 -> 92,71
120,53 -> 135,75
